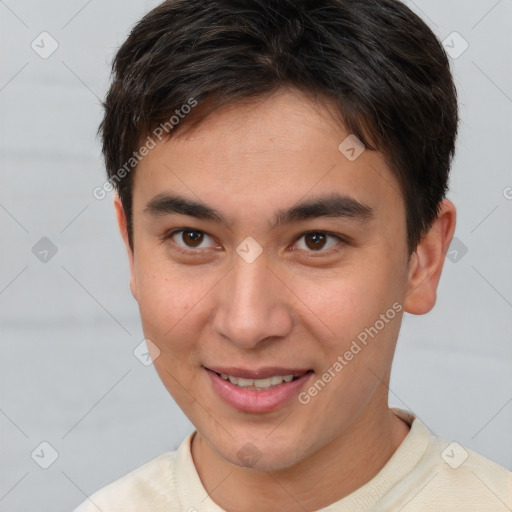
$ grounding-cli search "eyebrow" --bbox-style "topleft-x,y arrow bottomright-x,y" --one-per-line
144,192 -> 374,229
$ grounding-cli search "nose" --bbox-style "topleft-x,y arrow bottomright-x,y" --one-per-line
212,252 -> 293,350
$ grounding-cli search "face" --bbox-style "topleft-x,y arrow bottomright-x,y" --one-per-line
118,88 -> 418,471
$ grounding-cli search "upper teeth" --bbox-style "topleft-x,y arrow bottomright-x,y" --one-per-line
221,373 -> 296,389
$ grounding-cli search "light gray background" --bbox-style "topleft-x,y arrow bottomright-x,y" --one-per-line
1,1 -> 511,511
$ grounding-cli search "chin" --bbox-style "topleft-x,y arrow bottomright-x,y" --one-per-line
214,431 -> 309,472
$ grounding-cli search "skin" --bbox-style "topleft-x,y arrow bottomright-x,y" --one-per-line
114,87 -> 456,511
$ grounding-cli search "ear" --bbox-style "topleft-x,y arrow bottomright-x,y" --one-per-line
114,194 -> 138,300
404,199 -> 456,315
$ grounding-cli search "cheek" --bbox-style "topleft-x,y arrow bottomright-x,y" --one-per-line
295,270 -> 404,413
134,265 -> 211,400
137,273 -> 189,331
134,256 -> 195,336
133,255 -> 223,357
291,262 -> 402,348
292,268 -> 405,411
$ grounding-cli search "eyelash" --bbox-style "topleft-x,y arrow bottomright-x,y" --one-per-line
160,228 -> 348,257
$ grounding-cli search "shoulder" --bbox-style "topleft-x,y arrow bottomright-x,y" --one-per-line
389,409 -> 512,510
72,449 -> 178,512
428,435 -> 512,498
405,423 -> 512,509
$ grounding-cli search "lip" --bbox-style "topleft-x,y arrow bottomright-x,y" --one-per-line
205,367 -> 314,413
205,366 -> 312,379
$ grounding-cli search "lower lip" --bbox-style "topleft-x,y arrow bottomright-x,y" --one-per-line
205,368 -> 313,413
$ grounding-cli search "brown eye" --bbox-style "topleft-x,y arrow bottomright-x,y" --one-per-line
294,231 -> 342,253
165,228 -> 220,254
304,232 -> 327,250
181,229 -> 204,247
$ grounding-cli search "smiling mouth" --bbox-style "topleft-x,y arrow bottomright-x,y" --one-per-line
204,366 -> 315,412
208,369 -> 314,391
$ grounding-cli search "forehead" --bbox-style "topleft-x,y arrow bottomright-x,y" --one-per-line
132,89 -> 403,227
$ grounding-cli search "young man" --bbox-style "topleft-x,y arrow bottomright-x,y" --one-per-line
76,0 -> 512,510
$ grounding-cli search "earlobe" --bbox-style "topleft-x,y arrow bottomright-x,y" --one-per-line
404,199 -> 456,315
114,195 -> 138,300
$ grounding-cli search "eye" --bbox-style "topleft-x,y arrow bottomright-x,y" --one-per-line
162,228 -> 346,257
292,231 -> 344,254
163,228 -> 220,253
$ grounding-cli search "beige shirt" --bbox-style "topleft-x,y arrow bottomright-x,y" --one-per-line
73,409 -> 512,511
